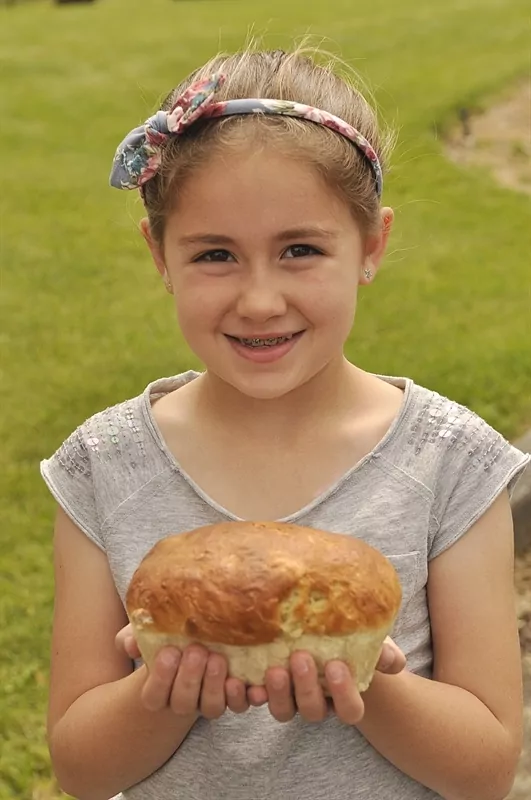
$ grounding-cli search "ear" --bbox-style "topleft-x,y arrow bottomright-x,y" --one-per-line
360,207 -> 394,285
139,217 -> 168,281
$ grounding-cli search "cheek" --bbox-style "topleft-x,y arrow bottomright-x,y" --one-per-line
303,272 -> 358,327
174,279 -> 230,333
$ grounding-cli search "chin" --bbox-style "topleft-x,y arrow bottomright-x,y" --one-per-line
197,341 -> 337,401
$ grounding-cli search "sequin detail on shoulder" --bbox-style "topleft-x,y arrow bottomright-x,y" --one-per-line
56,427 -> 92,479
405,391 -> 507,472
55,398 -> 146,477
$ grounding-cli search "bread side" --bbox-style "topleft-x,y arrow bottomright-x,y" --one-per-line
126,522 -> 402,648
130,616 -> 391,693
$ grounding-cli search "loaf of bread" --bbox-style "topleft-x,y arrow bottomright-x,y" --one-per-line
126,521 -> 402,693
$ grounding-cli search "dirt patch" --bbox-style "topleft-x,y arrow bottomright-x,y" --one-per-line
445,82 -> 531,194
509,551 -> 531,799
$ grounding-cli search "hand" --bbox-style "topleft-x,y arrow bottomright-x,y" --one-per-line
246,636 -> 407,724
375,636 -> 407,675
115,623 -> 251,720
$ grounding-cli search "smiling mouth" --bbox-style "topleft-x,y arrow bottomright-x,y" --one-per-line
226,332 -> 303,348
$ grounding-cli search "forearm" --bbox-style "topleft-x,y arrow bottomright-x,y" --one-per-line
357,670 -> 520,800
50,666 -> 198,800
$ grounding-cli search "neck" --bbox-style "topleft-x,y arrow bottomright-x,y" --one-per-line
191,357 -> 370,437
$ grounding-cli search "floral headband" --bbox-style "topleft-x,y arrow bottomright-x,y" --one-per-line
109,72 -> 383,197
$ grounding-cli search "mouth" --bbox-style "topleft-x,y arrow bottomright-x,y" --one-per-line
225,331 -> 304,349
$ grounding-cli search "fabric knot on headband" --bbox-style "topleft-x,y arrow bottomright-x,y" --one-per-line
110,71 -> 383,197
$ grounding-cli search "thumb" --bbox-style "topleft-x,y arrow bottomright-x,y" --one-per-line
376,636 -> 407,674
115,622 -> 141,660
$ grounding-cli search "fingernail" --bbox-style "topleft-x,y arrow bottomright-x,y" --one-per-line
125,636 -> 135,652
186,650 -> 204,668
327,663 -> 345,683
160,650 -> 180,669
206,659 -> 220,677
295,655 -> 310,674
380,645 -> 395,671
270,673 -> 286,690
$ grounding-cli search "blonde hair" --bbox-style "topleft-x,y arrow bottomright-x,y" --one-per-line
143,46 -> 394,245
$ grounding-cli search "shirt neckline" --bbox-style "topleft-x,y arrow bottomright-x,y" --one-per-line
140,370 -> 414,523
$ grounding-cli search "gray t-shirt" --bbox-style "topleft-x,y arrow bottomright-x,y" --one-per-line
40,371 -> 530,800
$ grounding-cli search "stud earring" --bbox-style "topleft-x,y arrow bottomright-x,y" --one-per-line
363,267 -> 373,281
164,275 -> 174,294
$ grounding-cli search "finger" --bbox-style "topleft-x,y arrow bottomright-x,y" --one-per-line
325,661 -> 364,725
115,623 -> 131,651
124,635 -> 142,660
247,685 -> 268,706
141,647 -> 181,712
389,648 -> 407,674
290,652 -> 328,723
376,637 -> 407,674
265,667 -> 296,723
169,645 -> 209,716
115,624 -> 142,660
200,653 -> 228,720
225,677 -> 250,714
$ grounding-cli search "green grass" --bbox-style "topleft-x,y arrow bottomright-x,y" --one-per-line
1,0 -> 530,796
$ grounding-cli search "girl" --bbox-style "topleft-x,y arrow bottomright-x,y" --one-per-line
41,47 -> 529,800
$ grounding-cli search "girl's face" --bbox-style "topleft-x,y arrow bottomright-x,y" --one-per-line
143,146 -> 392,400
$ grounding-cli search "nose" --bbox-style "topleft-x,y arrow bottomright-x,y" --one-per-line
235,267 -> 288,322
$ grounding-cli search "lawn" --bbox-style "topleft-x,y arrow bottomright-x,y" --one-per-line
1,0 -> 530,796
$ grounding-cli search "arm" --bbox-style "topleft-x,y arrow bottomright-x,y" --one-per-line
48,508 -> 198,800
356,490 -> 523,800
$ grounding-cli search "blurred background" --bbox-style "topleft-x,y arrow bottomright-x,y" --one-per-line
0,0 -> 530,797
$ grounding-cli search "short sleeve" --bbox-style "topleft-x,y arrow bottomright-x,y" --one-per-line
40,425 -> 104,550
429,419 -> 530,560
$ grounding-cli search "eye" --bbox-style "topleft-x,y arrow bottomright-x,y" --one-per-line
283,244 -> 323,259
193,249 -> 235,263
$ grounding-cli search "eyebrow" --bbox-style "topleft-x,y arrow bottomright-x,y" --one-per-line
177,226 -> 338,247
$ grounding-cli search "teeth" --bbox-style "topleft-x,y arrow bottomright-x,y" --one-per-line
239,335 -> 293,347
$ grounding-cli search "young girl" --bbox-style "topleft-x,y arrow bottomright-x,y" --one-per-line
40,47 -> 529,800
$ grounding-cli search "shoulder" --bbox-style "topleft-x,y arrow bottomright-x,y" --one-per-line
78,393 -> 149,473
40,380 -> 174,545
47,391 -> 148,479
44,372 -> 198,477
381,380 -> 530,557
388,381 -> 526,481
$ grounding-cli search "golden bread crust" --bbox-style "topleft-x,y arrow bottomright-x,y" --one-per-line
125,522 -> 402,647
